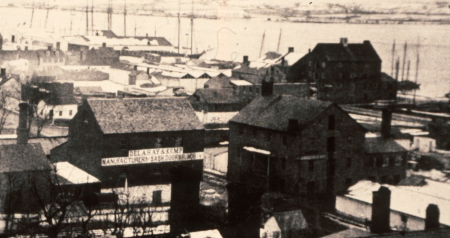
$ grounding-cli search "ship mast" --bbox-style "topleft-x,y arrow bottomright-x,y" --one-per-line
86,0 -> 89,35
178,0 -> 181,54
91,0 -> 94,35
259,30 -> 266,58
124,0 -> 127,36
413,40 -> 420,106
401,42 -> 407,82
391,40 -> 395,77
276,28 -> 282,53
30,0 -> 35,28
44,0 -> 50,29
190,0 -> 194,55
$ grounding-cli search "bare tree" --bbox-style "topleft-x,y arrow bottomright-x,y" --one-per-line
0,90 -> 13,134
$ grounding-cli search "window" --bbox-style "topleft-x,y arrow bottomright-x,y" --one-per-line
69,110 -> 72,116
321,72 -> 325,79
251,128 -> 257,138
383,157 -> 389,167
238,126 -> 243,135
321,62 -> 326,68
350,73 -> 356,78
346,158 -> 352,168
347,136 -> 353,144
308,160 -> 314,172
59,111 -> 62,116
327,137 -> 335,152
265,132 -> 271,142
389,156 -> 396,167
338,62 -> 343,68
395,155 -> 403,166
351,83 -> 355,91
328,115 -> 335,130
282,135 -> 287,146
308,61 -> 313,67
308,71 -> 312,77
152,190 -> 162,205
175,137 -> 183,146
120,139 -> 129,149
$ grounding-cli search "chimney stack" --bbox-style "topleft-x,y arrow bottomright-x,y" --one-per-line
363,40 -> 370,45
381,108 -> 392,138
371,186 -> 391,233
0,34 -> 3,51
56,42 -> 61,50
288,119 -> 299,132
47,45 -> 52,51
243,55 -> 249,65
340,38 -> 348,47
17,102 -> 29,145
146,67 -> 150,74
11,35 -> 15,43
288,47 -> 294,53
261,79 -> 273,97
425,204 -> 440,230
146,33 -> 148,37
308,48 -> 311,53
133,65 -> 137,70
24,46 -> 28,51
1,68 -> 6,77
102,42 -> 106,48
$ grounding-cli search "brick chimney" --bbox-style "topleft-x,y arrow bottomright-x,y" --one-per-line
17,102 -> 29,145
0,34 -> 3,51
56,42 -> 60,50
363,40 -> 370,45
1,68 -> 6,78
243,55 -> 249,66
47,45 -> 52,51
381,109 -> 392,138
288,47 -> 294,53
371,186 -> 391,233
425,204 -> 440,230
102,42 -> 106,48
133,65 -> 137,70
11,35 -> 15,43
340,38 -> 348,47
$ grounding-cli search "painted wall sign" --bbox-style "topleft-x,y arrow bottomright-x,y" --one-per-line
128,147 -> 184,157
298,155 -> 327,160
101,152 -> 204,166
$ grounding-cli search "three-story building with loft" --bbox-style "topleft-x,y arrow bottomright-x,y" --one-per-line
228,80 -> 369,196
284,38 -> 396,104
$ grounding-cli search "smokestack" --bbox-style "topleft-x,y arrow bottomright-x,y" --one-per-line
11,35 -> 15,43
425,204 -> 440,230
371,186 -> 391,233
288,47 -> 294,53
288,119 -> 299,132
227,183 -> 264,238
102,42 -> 106,47
1,68 -> 5,77
381,109 -> 392,138
340,38 -> 348,47
17,102 -> 29,145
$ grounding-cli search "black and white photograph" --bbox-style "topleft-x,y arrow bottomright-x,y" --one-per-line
0,0 -> 449,237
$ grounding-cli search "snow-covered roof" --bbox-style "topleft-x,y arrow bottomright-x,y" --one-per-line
230,80 -> 253,86
244,146 -> 270,155
54,161 -> 100,184
344,180 -> 450,226
189,229 -> 223,238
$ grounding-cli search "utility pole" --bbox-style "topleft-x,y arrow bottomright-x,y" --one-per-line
124,0 -> 127,37
86,0 -> 89,36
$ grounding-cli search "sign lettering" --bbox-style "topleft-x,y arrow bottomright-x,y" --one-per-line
128,147 -> 183,157
101,152 -> 204,166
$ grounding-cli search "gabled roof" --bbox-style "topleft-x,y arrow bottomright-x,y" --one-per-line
87,98 -> 204,134
192,88 -> 241,104
44,96 -> 79,105
230,94 -> 333,132
364,137 -> 407,154
35,49 -> 65,58
204,76 -> 234,89
312,41 -> 381,62
0,143 -> 51,173
91,47 -> 119,58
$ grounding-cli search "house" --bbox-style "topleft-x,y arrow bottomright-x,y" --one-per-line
203,75 -> 235,89
110,64 -> 150,86
36,83 -> 79,123
189,88 -> 245,113
285,38 -> 396,104
50,97 -> 205,188
35,47 -> 66,75
231,56 -> 286,85
364,137 -> 408,185
228,80 -> 369,195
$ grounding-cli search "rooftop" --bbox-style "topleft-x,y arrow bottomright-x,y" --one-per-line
0,143 -> 51,173
54,161 -> 100,185
364,137 -> 408,154
230,94 -> 334,132
312,41 -> 381,62
0,136 -> 68,155
192,88 -> 241,104
87,97 -> 204,134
